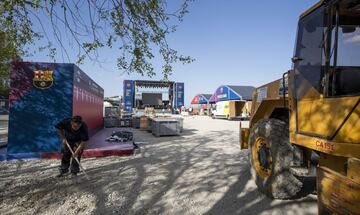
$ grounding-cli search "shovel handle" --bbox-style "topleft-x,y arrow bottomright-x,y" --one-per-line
64,140 -> 90,180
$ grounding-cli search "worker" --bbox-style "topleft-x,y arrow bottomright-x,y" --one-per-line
55,115 -> 89,177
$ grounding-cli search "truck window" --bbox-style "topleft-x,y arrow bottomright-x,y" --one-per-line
336,26 -> 360,67
330,4 -> 360,96
293,6 -> 326,99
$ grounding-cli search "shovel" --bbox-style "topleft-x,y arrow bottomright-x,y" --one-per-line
64,140 -> 90,180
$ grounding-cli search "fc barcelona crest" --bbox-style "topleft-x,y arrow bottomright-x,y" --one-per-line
33,70 -> 54,89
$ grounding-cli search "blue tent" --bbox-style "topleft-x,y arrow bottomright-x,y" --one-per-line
191,94 -> 212,104
210,85 -> 255,102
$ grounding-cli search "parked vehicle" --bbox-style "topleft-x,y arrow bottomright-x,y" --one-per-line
212,100 -> 250,120
240,1 -> 360,214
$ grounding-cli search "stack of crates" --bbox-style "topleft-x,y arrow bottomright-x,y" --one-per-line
119,118 -> 132,127
104,117 -> 119,128
132,117 -> 141,129
140,116 -> 149,130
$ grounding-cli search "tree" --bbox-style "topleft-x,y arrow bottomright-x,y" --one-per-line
0,0 -> 194,79
0,32 -> 19,99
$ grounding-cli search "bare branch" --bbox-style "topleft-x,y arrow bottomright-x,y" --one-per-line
0,0 -> 195,78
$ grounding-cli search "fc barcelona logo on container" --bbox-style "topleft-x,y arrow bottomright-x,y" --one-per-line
33,70 -> 54,89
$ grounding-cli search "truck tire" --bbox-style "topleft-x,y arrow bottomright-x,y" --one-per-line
248,119 -> 303,199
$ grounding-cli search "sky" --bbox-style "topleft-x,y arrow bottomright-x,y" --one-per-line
25,0 -> 319,106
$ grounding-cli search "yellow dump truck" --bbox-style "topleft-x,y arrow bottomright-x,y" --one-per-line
240,0 -> 360,214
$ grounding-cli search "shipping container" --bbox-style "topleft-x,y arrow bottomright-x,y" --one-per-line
151,118 -> 181,137
7,62 -> 104,159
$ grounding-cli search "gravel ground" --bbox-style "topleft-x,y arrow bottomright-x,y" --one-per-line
0,116 -> 317,215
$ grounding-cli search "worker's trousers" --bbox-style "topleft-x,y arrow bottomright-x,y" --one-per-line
59,142 -> 82,174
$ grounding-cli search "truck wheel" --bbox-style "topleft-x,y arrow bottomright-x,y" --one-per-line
248,119 -> 302,199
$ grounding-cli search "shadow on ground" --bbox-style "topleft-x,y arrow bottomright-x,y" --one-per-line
0,118 -> 317,215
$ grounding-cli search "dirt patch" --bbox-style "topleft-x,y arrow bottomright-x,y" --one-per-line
0,116 -> 317,215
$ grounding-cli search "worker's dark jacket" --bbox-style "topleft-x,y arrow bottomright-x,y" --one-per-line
55,118 -> 89,144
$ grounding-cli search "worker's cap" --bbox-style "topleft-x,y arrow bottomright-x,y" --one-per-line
71,115 -> 83,123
